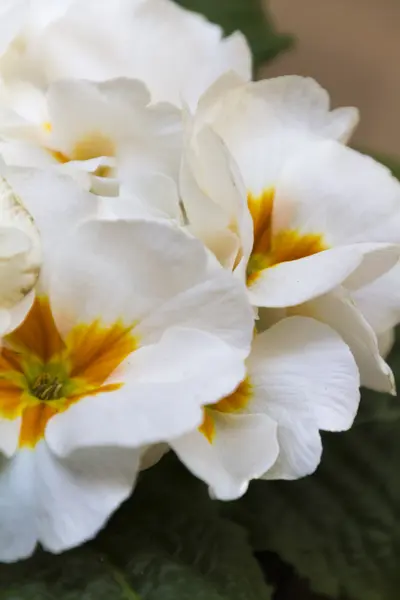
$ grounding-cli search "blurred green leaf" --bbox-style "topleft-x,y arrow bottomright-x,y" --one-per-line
174,0 -> 293,68
0,455 -> 273,600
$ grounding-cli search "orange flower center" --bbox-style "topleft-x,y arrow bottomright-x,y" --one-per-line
0,296 -> 137,449
246,189 -> 327,284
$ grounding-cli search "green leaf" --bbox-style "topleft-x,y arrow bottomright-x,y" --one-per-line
0,455 -> 273,600
173,0 -> 293,68
222,381 -> 400,600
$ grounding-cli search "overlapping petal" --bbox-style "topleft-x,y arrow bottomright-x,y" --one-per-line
174,316 -> 360,499
0,78 -> 182,196
0,0 -> 251,109
0,173 -> 254,559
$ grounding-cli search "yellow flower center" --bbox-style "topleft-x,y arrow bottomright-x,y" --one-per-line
246,189 -> 327,284
199,377 -> 253,444
0,296 -> 137,449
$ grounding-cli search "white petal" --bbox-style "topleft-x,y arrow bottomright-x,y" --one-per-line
172,412 -> 279,500
2,289 -> 34,334
351,262 -> 400,335
249,316 -> 360,432
181,126 -> 253,267
32,0 -> 251,107
262,421 -> 323,480
46,328 -> 247,455
0,0 -> 26,57
274,140 -> 400,246
0,175 -> 41,309
323,107 -> 359,143
195,76 -> 357,194
251,76 -> 357,138
249,244 -> 369,308
292,288 -> 395,394
0,81 -> 48,130
49,219 -> 253,357
47,78 -> 182,179
0,442 -> 140,562
0,418 -> 20,458
5,167 -> 99,256
377,328 -> 395,359
115,172 -> 182,222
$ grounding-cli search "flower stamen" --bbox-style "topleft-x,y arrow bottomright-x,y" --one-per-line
31,373 -> 64,401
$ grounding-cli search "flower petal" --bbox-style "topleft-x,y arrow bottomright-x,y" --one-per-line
195,75 -> 358,194
0,0 -> 25,57
172,412 -> 279,500
273,140 -> 400,246
291,288 -> 395,394
248,244 -> 365,308
251,76 -> 359,143
249,316 -> 360,432
0,442 -> 140,562
5,167 -> 99,263
46,327 -> 247,455
261,421 -> 323,480
351,262 -> 400,336
181,126 -> 252,270
0,417 -> 20,458
49,219 -> 253,357
378,328 -> 395,359
31,0 -> 251,107
0,174 -> 41,309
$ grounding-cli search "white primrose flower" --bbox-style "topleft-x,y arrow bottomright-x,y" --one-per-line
0,169 -> 254,562
183,74 -> 400,306
0,0 -> 251,109
180,74 -> 400,392
172,316 -> 360,500
0,174 -> 40,323
0,78 -> 181,196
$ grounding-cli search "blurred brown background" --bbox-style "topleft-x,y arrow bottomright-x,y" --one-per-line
263,0 -> 400,158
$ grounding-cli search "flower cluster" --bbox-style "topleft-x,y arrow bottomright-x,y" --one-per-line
0,0 -> 399,563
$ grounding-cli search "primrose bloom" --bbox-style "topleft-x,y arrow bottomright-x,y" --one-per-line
173,316 -> 360,500
0,78 -> 181,196
179,75 -> 400,393
0,0 -> 251,109
0,170 -> 253,562
182,74 -> 400,309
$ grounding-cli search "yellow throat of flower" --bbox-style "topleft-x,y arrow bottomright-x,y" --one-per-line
0,296 -> 137,449
246,189 -> 327,284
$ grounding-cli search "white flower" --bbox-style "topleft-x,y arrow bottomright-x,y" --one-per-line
0,173 -> 40,323
183,74 -> 400,307
173,316 -> 360,500
0,0 -> 251,109
180,74 -> 400,394
0,169 -> 253,562
0,78 -> 181,196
